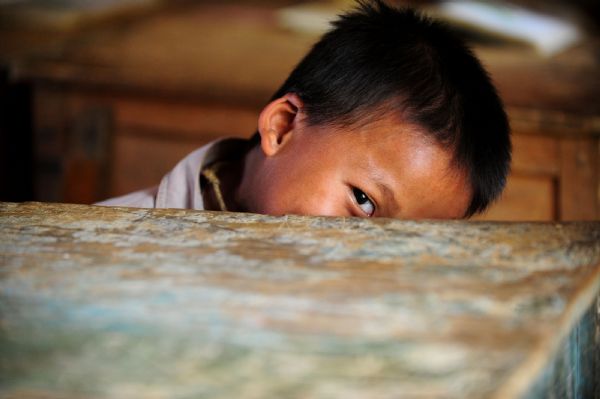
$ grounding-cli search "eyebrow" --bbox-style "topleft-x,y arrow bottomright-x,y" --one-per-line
363,157 -> 401,215
374,179 -> 400,215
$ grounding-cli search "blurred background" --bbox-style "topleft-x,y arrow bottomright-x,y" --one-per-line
0,0 -> 598,220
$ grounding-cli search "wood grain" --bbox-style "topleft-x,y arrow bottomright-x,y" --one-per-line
559,137 -> 599,220
475,173 -> 556,221
1,202 -> 599,398
110,134 -> 204,196
510,135 -> 559,176
114,98 -> 259,141
14,4 -> 599,214
8,4 -> 599,116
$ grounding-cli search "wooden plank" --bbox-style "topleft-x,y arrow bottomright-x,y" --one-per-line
508,107 -> 600,138
109,134 -> 204,196
511,134 -> 559,176
475,173 -> 556,221
1,202 -> 599,398
559,137 -> 599,220
32,86 -> 68,203
33,86 -> 114,204
114,98 -> 259,140
524,297 -> 599,398
478,45 -> 600,116
12,4 -> 314,107
6,4 -> 598,114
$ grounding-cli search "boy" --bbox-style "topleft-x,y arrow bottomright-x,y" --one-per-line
98,0 -> 511,219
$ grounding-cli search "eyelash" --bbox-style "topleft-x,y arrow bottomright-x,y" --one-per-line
351,187 -> 376,217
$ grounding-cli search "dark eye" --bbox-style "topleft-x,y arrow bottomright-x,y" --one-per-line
352,187 -> 375,216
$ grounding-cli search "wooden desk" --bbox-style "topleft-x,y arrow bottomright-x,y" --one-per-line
1,202 -> 599,398
2,3 -> 600,220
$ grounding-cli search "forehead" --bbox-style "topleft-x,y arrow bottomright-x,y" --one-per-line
304,116 -> 472,218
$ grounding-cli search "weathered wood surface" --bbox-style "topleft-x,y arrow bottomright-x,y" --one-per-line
0,202 -> 599,399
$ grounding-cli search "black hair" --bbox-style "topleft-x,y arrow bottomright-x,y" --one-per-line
253,0 -> 511,217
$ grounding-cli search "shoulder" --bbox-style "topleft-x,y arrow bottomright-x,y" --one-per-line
94,186 -> 158,208
156,138 -> 249,210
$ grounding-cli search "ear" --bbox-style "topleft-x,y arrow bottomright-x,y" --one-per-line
257,93 -> 304,157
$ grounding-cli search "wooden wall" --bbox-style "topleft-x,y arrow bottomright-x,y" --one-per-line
3,2 -> 599,220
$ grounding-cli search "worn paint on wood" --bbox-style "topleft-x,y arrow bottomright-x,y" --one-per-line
0,202 -> 599,398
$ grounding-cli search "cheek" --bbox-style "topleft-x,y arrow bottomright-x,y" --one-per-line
255,139 -> 352,217
259,167 -> 349,217
263,180 -> 345,217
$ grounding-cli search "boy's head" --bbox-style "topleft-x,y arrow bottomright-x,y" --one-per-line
240,0 -> 511,219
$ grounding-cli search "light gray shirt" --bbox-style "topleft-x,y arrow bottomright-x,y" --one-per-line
96,138 -> 247,209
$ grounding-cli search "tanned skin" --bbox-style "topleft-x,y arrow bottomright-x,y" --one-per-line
204,94 -> 472,220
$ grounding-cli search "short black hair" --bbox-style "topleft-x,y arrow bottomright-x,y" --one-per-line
254,0 -> 511,217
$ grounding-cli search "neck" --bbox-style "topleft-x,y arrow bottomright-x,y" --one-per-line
232,144 -> 263,213
202,160 -> 242,213
203,143 -> 262,213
